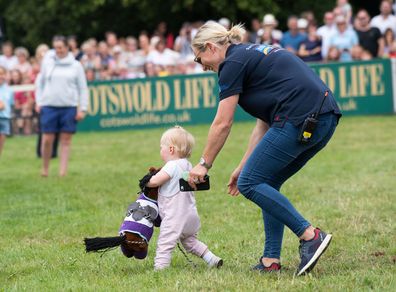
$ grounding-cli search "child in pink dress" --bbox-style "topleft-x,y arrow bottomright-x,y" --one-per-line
146,126 -> 223,270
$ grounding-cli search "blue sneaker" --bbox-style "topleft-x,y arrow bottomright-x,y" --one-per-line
252,257 -> 281,273
296,228 -> 332,276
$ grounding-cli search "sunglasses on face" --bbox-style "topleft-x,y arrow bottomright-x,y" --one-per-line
194,48 -> 205,65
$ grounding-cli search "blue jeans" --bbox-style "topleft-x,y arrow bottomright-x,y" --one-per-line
237,113 -> 339,259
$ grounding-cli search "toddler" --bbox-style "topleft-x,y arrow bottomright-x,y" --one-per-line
0,66 -> 14,156
146,126 -> 222,270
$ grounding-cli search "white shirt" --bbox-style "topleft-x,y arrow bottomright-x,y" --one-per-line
0,55 -> 18,70
317,24 -> 337,58
371,14 -> 396,34
159,158 -> 192,197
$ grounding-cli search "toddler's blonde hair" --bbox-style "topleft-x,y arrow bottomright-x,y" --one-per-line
160,126 -> 195,158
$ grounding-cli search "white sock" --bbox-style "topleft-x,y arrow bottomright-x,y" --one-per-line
202,250 -> 215,264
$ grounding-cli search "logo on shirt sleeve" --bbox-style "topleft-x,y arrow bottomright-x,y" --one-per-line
254,45 -> 275,55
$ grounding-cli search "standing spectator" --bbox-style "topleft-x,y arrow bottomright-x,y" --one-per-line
174,22 -> 194,59
35,43 -> 50,65
371,0 -> 396,35
301,10 -> 317,25
80,40 -> 101,75
67,35 -> 83,61
261,14 -> 283,42
248,18 -> 262,44
280,16 -> 307,54
355,9 -> 384,58
14,47 -> 32,77
0,42 -> 17,71
218,17 -> 231,30
0,66 -> 13,156
336,0 -> 353,24
317,12 -> 337,59
154,22 -> 174,49
35,35 -> 88,177
105,31 -> 118,52
122,37 -> 146,79
297,18 -> 309,35
146,39 -> 179,71
10,69 -> 34,135
138,32 -> 152,57
383,28 -> 396,57
298,23 -> 322,62
97,41 -> 115,73
329,15 -> 358,61
110,45 -> 127,79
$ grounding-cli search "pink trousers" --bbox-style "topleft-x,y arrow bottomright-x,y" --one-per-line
154,191 -> 208,269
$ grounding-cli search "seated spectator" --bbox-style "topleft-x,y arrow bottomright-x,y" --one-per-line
280,15 -> 307,54
67,35 -> 83,60
350,45 -> 364,60
355,9 -> 384,58
388,41 -> 396,58
371,0 -> 396,35
14,47 -> 32,77
326,46 -> 341,62
0,41 -> 17,71
298,23 -> 322,62
122,37 -> 146,79
317,11 -> 337,59
383,28 -> 396,57
144,62 -> 158,77
260,28 -> 280,46
329,15 -> 358,61
85,68 -> 96,82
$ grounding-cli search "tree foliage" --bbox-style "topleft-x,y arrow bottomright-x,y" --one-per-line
0,0 -> 375,51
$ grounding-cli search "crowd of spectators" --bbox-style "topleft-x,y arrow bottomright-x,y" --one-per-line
1,0 -> 396,136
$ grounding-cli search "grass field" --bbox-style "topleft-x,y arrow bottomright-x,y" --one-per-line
1,116 -> 395,291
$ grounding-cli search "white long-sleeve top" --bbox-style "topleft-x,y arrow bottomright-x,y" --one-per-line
36,51 -> 89,111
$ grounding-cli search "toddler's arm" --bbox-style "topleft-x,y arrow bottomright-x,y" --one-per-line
146,170 -> 171,188
0,100 -> 4,110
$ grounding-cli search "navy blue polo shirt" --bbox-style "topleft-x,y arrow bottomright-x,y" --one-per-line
218,44 -> 341,126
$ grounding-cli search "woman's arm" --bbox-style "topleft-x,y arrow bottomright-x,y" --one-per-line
189,94 -> 239,181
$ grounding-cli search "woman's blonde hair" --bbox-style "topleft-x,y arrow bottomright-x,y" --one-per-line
160,126 -> 195,158
192,20 -> 246,51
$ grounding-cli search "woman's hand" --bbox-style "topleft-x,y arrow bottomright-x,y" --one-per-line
227,166 -> 242,196
189,164 -> 208,189
75,111 -> 86,121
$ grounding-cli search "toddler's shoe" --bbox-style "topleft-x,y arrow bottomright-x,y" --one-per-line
296,228 -> 332,276
208,255 -> 223,268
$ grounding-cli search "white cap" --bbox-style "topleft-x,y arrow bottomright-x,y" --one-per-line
297,18 -> 308,29
263,14 -> 277,26
218,17 -> 231,28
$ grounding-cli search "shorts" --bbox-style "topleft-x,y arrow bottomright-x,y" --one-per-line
0,118 -> 11,135
40,106 -> 77,134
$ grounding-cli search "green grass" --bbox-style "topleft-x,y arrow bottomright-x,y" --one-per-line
1,116 -> 395,291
